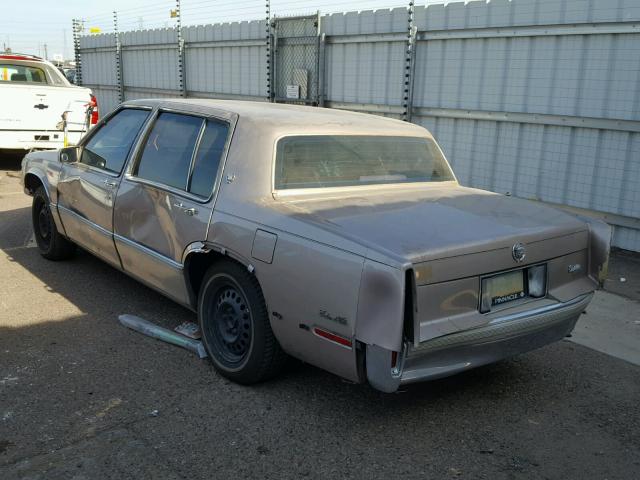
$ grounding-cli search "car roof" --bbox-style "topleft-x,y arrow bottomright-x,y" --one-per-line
123,98 -> 431,138
0,53 -> 44,62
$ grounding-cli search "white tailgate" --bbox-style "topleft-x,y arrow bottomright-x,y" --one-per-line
0,84 -> 90,134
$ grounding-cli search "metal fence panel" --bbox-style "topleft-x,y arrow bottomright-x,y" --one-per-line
120,28 -> 178,93
90,86 -> 120,112
323,8 -> 407,106
183,21 -> 267,98
76,0 -> 640,251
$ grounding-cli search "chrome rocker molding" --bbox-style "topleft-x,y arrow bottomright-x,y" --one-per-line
366,293 -> 593,393
114,233 -> 183,270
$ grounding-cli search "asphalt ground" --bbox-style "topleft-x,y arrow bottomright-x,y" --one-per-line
1,152 -> 639,479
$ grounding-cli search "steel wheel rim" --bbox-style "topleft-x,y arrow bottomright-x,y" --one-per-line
36,199 -> 52,248
205,281 -> 252,366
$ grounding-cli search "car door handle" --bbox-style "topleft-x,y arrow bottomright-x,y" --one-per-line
183,208 -> 197,216
173,202 -> 198,216
103,179 -> 117,188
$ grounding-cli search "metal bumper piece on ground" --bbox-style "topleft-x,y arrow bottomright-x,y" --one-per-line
366,293 -> 593,393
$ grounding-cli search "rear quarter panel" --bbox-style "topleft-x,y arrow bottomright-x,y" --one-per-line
206,211 -> 363,382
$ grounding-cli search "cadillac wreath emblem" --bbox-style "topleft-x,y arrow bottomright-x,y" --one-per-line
512,242 -> 526,263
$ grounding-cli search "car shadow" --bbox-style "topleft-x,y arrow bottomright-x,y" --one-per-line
0,150 -> 26,171
0,207 -> 32,251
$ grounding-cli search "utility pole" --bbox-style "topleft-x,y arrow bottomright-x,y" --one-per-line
43,43 -> 48,60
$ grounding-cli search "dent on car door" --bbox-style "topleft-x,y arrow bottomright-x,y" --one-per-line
113,111 -> 230,306
57,108 -> 150,268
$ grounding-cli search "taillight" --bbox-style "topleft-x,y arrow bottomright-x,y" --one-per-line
89,94 -> 99,125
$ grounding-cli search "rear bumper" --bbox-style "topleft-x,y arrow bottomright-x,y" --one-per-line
366,292 -> 593,392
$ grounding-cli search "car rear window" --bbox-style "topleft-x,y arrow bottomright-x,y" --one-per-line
0,64 -> 47,83
274,135 -> 455,190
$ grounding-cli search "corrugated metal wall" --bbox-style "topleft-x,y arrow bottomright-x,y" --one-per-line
79,33 -> 120,114
407,0 -> 640,251
183,21 -> 267,99
120,29 -> 179,94
78,0 -> 640,251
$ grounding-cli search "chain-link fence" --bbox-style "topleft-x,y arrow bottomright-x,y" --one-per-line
272,14 -> 321,104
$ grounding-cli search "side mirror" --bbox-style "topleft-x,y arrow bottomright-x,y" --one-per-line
60,147 -> 78,164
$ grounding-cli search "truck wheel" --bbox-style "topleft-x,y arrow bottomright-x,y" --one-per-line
32,186 -> 75,260
198,260 -> 286,384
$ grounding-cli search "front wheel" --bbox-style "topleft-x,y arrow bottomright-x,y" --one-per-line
198,260 -> 286,384
32,186 -> 75,260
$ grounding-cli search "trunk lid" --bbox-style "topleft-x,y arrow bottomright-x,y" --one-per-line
277,184 -> 587,265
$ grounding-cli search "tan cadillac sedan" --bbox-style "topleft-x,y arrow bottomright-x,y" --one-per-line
21,99 -> 610,392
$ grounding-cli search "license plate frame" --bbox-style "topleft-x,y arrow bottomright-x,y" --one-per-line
480,269 -> 527,313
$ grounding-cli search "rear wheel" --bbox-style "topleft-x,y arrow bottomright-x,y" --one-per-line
198,260 -> 286,384
32,186 -> 75,260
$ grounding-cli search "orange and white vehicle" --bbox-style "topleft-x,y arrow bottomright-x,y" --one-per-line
0,53 -> 98,151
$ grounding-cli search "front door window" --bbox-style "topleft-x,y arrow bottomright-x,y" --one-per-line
81,108 -> 150,173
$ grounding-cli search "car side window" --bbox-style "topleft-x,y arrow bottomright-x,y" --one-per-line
81,109 -> 150,173
134,112 -> 203,191
188,119 -> 229,198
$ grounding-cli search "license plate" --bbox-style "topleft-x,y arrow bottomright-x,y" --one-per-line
481,270 -> 526,312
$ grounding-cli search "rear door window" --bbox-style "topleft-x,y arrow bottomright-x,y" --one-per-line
188,119 -> 229,198
133,113 -> 230,198
80,108 -> 150,173
134,112 -> 203,191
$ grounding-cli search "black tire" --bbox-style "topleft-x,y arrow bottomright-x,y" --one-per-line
198,260 -> 286,384
32,186 -> 75,260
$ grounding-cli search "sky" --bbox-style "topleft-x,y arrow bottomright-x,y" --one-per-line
1,0 -> 446,60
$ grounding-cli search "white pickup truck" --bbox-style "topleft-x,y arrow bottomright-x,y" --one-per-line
0,53 -> 98,151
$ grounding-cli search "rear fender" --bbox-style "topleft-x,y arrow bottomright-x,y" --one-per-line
355,259 -> 406,352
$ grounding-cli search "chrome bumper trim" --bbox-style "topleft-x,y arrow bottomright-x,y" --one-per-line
411,293 -> 593,355
366,293 -> 593,393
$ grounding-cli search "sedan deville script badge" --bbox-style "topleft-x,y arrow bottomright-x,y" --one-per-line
319,309 -> 347,326
512,242 -> 526,263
